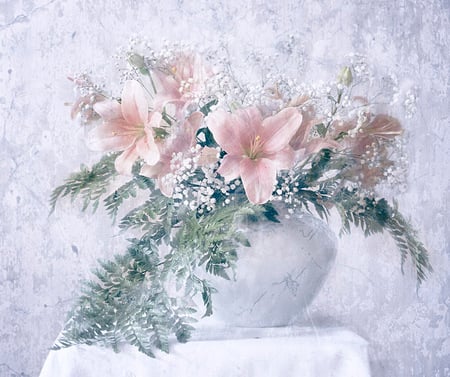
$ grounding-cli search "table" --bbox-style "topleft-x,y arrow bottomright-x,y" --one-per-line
39,327 -> 371,377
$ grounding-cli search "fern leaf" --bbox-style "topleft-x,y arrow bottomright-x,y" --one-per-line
49,153 -> 119,213
104,175 -> 155,222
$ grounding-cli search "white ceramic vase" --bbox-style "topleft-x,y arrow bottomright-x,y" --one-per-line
209,209 -> 337,327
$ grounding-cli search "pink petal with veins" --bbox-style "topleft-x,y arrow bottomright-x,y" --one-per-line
121,80 -> 149,125
261,108 -> 302,153
153,70 -> 181,101
114,147 -> 140,175
140,161 -> 163,178
158,175 -> 176,197
207,109 -> 244,155
186,111 -> 203,134
289,120 -> 315,150
240,158 -> 277,204
88,121 -> 136,151
271,147 -> 296,170
135,136 -> 160,165
232,108 -> 261,148
93,100 -> 123,122
217,155 -> 243,181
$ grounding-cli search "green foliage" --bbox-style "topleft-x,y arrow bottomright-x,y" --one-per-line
305,149 -> 333,183
285,157 -> 431,285
50,142 -> 432,358
50,155 -> 257,355
53,237 -> 197,356
315,123 -> 328,137
199,98 -> 218,116
334,190 -> 386,237
104,175 -> 154,222
52,202 -> 257,355
386,204 -> 432,286
261,202 -> 280,223
50,153 -> 119,213
303,149 -> 348,186
332,189 -> 432,284
50,152 -> 158,227
119,194 -> 175,245
200,279 -> 215,317
161,204 -> 255,316
293,187 -> 331,221
196,127 -> 217,148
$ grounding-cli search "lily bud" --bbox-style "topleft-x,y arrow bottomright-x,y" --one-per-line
128,53 -> 149,75
128,53 -> 145,69
338,66 -> 353,86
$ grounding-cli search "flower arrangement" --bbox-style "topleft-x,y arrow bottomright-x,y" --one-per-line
51,40 -> 431,356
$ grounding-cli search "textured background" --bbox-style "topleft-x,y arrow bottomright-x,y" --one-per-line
1,0 -> 449,376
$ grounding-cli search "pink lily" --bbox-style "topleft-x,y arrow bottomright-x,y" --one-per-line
332,113 -> 403,155
89,80 -> 161,175
153,53 -> 212,115
140,112 -> 204,197
207,107 -> 302,204
289,96 -> 339,161
331,113 -> 403,189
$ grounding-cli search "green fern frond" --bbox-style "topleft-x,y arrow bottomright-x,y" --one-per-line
386,208 -> 432,286
104,175 -> 154,222
50,153 -> 119,214
52,236 -> 198,357
332,189 -> 431,284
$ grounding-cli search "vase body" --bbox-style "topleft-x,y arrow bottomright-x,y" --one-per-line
209,209 -> 337,327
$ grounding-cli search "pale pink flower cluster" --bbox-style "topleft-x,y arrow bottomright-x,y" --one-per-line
331,112 -> 403,188
72,52 -> 404,205
87,54 -> 209,195
207,106 -> 335,204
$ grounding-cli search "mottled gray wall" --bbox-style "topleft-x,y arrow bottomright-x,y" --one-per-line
0,1 -> 449,376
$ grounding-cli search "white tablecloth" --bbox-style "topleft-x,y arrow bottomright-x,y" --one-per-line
39,327 -> 371,377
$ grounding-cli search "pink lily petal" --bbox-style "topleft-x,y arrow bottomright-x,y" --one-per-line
97,119 -> 138,135
234,107 -> 263,128
198,146 -> 219,166
135,135 -> 160,166
206,110 -> 237,153
93,100 -> 123,121
153,70 -> 181,100
240,158 -> 277,204
207,109 -> 248,155
261,108 -> 302,153
233,107 -> 262,148
185,111 -> 204,135
217,155 -> 243,181
271,147 -> 295,170
365,115 -> 403,137
294,148 -> 308,163
114,146 -> 140,175
209,106 -> 303,204
158,175 -> 175,197
88,121 -> 136,151
290,119 -> 315,150
121,80 -> 149,126
168,111 -> 203,153
148,111 -> 163,129
140,162 -> 163,178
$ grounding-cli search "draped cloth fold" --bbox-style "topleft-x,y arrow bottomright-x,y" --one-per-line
40,327 -> 371,377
